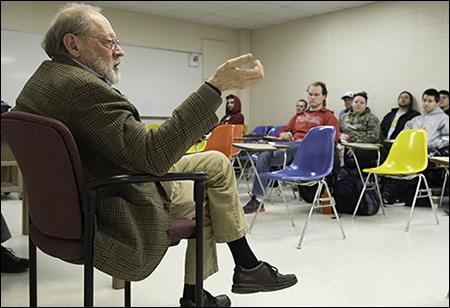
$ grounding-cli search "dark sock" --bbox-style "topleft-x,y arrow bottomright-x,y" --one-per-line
183,284 -> 197,302
227,236 -> 260,269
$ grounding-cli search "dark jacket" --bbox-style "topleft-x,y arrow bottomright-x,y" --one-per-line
380,108 -> 420,140
13,55 -> 221,281
219,95 -> 244,125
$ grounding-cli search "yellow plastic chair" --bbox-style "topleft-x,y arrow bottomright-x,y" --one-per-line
145,123 -> 160,132
186,139 -> 207,154
353,129 -> 439,231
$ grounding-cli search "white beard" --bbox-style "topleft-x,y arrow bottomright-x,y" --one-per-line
92,56 -> 121,84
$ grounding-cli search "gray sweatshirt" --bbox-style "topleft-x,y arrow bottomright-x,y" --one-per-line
404,106 -> 449,152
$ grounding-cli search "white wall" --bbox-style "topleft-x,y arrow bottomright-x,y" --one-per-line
0,1 -> 249,124
2,1 -> 449,129
250,1 -> 449,128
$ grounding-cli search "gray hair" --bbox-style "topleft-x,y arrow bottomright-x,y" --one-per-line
42,2 -> 101,58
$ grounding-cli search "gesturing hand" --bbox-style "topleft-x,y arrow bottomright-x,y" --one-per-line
207,53 -> 264,92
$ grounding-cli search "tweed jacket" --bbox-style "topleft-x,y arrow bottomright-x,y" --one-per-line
13,55 -> 221,281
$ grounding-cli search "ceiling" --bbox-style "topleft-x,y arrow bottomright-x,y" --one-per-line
83,1 -> 379,30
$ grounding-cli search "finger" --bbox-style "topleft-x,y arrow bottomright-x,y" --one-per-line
226,53 -> 253,68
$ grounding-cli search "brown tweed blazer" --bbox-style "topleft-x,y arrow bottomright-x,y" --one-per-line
13,55 -> 221,281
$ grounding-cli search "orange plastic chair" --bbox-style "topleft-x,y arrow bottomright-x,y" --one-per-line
204,125 -> 235,159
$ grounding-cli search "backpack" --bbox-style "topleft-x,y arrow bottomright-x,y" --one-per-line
332,168 -> 380,215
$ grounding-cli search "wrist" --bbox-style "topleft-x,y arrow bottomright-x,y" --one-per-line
204,81 -> 222,96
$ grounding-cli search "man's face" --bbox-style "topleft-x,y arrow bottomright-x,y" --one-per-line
343,97 -> 353,109
439,94 -> 449,110
422,94 -> 437,114
77,13 -> 124,84
226,98 -> 235,111
307,85 -> 326,109
398,92 -> 411,108
296,101 -> 306,113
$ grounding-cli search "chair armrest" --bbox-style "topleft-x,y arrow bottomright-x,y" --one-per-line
83,172 -> 208,191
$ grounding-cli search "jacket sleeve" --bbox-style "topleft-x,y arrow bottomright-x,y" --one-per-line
324,113 -> 340,143
364,114 -> 381,143
69,82 -> 221,176
429,117 -> 450,150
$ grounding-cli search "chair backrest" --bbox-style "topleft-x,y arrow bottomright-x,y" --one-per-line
1,111 -> 85,259
146,123 -> 160,132
204,124 -> 235,159
266,125 -> 284,137
382,129 -> 428,173
231,124 -> 244,156
252,125 -> 272,136
290,126 -> 336,178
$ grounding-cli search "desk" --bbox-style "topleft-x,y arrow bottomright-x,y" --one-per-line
429,156 -> 449,208
233,143 -> 277,198
341,142 -> 383,184
342,142 -> 385,215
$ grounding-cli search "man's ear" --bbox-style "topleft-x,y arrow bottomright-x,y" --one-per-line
63,33 -> 80,57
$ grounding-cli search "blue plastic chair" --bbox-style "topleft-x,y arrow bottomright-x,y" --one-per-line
266,125 -> 284,137
250,126 -> 346,249
251,125 -> 272,136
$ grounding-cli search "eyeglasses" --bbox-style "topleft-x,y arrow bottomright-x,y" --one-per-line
76,34 -> 121,50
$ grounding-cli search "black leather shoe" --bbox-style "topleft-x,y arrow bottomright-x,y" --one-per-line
1,246 -> 29,273
232,261 -> 297,294
179,290 -> 231,307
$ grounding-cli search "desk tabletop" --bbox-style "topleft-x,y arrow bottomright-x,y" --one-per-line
267,142 -> 291,149
342,141 -> 383,151
429,156 -> 449,167
233,143 -> 277,151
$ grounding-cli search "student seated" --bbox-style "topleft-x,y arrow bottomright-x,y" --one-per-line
380,91 -> 420,141
339,91 -> 381,170
439,90 -> 449,116
387,89 -> 449,206
218,94 -> 244,125
379,91 -> 420,204
243,81 -> 340,214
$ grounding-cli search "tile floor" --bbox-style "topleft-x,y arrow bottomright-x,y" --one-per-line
1,182 -> 449,307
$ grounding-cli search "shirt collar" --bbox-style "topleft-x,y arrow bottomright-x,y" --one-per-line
71,58 -> 112,85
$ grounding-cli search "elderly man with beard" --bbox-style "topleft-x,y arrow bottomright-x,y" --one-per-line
12,3 -> 297,307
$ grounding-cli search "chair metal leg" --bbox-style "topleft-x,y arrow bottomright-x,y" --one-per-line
373,174 -> 385,215
125,281 -> 131,307
323,181 -> 345,240
278,181 -> 295,227
194,181 -> 204,307
439,169 -> 448,208
405,175 -> 422,232
353,173 -> 372,217
421,174 -> 439,226
297,182 -> 323,249
29,234 -> 37,307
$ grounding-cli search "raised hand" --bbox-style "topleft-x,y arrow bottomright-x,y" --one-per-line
207,53 -> 264,92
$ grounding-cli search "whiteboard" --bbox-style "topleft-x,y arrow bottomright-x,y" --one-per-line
1,29 -> 203,117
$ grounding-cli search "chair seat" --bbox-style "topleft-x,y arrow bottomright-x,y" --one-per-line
169,218 -> 195,246
363,164 -> 425,175
260,168 -> 327,182
30,224 -> 84,262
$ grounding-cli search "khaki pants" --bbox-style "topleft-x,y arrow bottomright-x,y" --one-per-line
170,150 -> 249,284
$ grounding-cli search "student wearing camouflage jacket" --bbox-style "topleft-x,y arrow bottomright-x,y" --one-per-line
340,91 -> 380,169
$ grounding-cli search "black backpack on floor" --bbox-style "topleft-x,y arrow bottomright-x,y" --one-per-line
332,168 -> 380,215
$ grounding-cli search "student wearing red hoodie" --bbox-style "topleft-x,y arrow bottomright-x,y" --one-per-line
244,81 -> 340,214
219,94 -> 244,125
